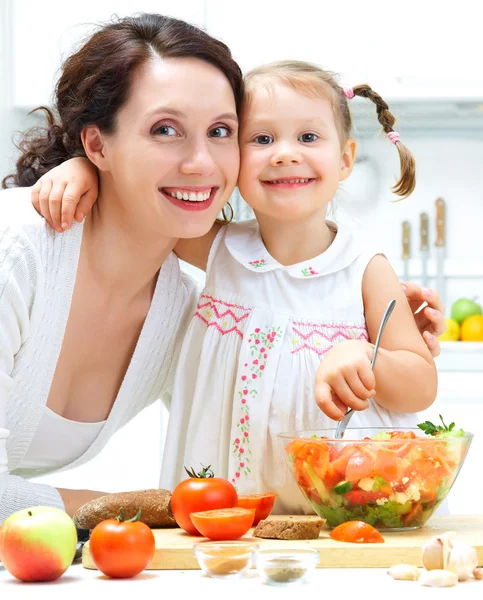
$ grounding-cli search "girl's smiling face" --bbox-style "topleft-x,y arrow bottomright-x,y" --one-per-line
238,80 -> 356,224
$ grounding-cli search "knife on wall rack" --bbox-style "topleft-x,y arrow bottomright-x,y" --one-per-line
435,198 -> 446,306
402,220 -> 410,281
420,212 -> 429,288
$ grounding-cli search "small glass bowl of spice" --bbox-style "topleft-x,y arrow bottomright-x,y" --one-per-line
193,541 -> 259,579
255,548 -> 320,586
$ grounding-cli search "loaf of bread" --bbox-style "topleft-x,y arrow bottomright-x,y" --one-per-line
253,515 -> 325,540
73,489 -> 177,529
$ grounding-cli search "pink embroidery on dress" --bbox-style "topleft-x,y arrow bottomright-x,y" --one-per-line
292,326 -> 368,342
248,259 -> 267,268
301,266 -> 319,277
194,295 -> 251,338
292,321 -> 368,330
290,322 -> 369,356
231,326 -> 282,487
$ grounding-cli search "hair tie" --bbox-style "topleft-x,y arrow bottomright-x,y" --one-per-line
343,87 -> 355,99
387,131 -> 400,144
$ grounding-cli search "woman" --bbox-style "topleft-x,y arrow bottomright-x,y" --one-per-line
0,13 -> 444,523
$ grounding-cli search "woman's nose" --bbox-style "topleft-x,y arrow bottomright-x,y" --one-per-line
180,139 -> 216,177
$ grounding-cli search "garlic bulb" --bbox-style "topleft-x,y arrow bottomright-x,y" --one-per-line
446,541 -> 478,581
419,569 -> 458,588
387,564 -> 420,581
421,532 -> 478,582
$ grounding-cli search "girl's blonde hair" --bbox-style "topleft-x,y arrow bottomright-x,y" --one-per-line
244,60 -> 416,200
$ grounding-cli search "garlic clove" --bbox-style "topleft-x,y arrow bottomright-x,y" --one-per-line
421,536 -> 446,571
473,567 -> 483,580
387,564 -> 420,581
446,541 -> 478,581
419,569 -> 458,588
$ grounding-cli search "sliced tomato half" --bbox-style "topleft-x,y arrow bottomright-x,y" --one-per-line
330,520 -> 384,543
237,493 -> 277,525
189,508 -> 255,541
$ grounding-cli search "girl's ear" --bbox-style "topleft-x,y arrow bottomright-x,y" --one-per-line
340,137 -> 357,182
81,125 -> 109,172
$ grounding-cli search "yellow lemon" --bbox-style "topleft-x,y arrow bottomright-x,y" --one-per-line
439,319 -> 460,342
461,315 -> 483,342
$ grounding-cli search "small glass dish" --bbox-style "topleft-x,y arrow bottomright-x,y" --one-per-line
255,548 -> 319,586
193,541 -> 259,579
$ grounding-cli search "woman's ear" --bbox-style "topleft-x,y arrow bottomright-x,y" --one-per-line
340,137 -> 357,182
81,125 -> 109,172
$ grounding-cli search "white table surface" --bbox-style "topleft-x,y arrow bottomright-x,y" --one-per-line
1,562 -> 482,599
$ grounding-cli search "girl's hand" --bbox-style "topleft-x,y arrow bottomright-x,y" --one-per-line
315,340 -> 376,421
31,157 -> 99,232
402,282 -> 445,357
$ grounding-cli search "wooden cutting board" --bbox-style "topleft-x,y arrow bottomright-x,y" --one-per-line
82,515 -> 483,570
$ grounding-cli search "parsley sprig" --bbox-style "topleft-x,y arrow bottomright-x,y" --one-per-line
417,414 -> 465,438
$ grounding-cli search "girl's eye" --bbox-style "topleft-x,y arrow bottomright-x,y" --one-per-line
153,124 -> 178,136
254,135 -> 273,145
299,133 -> 318,143
209,126 -> 232,138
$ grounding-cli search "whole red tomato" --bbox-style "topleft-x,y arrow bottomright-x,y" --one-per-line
89,509 -> 155,578
171,465 -> 238,535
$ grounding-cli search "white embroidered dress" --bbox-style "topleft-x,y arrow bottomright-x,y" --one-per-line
161,220 -> 417,513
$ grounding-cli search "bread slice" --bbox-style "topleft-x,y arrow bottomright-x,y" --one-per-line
73,489 -> 176,529
253,515 -> 326,540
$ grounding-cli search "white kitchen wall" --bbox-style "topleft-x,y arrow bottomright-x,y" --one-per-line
1,1 -> 482,512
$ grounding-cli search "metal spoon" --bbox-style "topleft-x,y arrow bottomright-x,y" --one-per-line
334,299 -> 396,439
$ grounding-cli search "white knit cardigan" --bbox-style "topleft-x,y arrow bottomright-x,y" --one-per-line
0,187 -> 196,524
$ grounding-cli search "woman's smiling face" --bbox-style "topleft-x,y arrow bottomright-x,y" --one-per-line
98,56 -> 240,239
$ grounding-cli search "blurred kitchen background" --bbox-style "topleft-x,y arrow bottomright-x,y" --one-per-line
1,0 -> 482,513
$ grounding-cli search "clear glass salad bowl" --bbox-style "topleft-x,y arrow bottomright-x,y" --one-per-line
279,427 -> 473,531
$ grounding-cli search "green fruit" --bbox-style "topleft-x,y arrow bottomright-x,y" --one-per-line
450,298 -> 482,325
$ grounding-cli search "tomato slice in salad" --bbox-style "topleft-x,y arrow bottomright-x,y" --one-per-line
344,490 -> 390,506
345,448 -> 376,482
237,493 -> 277,525
330,521 -> 384,543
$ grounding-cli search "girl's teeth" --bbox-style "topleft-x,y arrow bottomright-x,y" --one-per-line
169,190 -> 211,202
271,179 -> 310,184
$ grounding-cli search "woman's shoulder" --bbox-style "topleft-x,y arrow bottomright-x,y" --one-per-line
0,187 -> 47,296
0,186 -> 44,230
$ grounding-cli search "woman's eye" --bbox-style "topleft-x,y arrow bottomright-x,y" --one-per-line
153,125 -> 177,136
209,126 -> 232,138
254,135 -> 273,145
299,133 -> 318,143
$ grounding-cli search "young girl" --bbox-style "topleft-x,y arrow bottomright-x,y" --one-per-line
32,61 -> 437,513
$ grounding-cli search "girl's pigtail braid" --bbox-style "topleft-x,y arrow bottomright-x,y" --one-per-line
348,85 -> 416,199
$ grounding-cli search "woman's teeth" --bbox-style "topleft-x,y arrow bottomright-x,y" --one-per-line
168,190 -> 211,201
268,178 -> 311,184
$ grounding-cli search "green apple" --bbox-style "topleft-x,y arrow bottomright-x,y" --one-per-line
451,298 -> 482,325
0,506 -> 77,582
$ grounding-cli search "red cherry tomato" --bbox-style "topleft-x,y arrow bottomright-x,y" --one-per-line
237,493 -> 277,525
171,465 -> 238,535
330,520 -> 384,544
89,510 -> 155,578
189,508 -> 255,541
